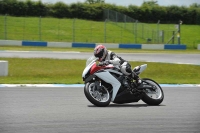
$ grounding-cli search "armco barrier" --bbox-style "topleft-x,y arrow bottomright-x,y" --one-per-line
198,44 -> 200,50
22,41 -> 47,47
0,40 -> 187,50
0,40 -> 21,46
72,43 -> 96,48
96,43 -> 119,49
164,44 -> 186,50
142,44 -> 164,50
48,42 -> 72,48
119,44 -> 141,49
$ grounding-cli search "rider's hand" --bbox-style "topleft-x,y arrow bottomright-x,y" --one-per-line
99,60 -> 110,66
98,62 -> 104,66
104,60 -> 110,65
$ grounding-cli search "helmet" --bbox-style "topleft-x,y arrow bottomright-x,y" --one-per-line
94,45 -> 107,61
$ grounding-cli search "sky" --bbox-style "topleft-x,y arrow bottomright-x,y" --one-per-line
34,0 -> 200,7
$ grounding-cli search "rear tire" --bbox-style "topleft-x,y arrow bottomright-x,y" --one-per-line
141,78 -> 164,105
84,82 -> 111,107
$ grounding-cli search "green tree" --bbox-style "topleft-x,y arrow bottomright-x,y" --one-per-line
190,3 -> 200,8
85,0 -> 105,4
127,5 -> 141,19
51,2 -> 70,18
166,5 -> 181,23
142,0 -> 158,7
196,8 -> 200,24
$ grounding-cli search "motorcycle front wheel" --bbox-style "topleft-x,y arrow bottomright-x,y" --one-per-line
141,78 -> 164,105
84,82 -> 111,107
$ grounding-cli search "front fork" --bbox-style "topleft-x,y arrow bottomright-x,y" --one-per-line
92,78 -> 113,95
95,80 -> 102,91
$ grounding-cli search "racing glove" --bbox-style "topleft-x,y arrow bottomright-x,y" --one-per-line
99,60 -> 110,66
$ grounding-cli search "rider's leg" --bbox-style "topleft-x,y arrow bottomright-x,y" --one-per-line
131,71 -> 142,85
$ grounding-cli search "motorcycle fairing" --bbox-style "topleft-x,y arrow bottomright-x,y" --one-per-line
106,69 -> 123,76
135,64 -> 147,75
90,64 -> 114,75
82,62 -> 96,79
95,71 -> 121,102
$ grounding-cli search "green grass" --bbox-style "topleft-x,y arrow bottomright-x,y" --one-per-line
148,24 -> 200,49
0,16 -> 199,84
0,16 -> 142,43
0,16 -> 200,49
0,57 -> 200,84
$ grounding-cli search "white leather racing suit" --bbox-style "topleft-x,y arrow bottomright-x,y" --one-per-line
101,50 -> 132,76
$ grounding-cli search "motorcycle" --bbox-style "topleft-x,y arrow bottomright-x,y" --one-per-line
82,56 -> 164,107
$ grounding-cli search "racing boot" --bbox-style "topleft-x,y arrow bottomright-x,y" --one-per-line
131,72 -> 142,88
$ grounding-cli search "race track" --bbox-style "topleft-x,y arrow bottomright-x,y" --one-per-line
0,51 -> 200,65
0,50 -> 200,132
0,87 -> 200,133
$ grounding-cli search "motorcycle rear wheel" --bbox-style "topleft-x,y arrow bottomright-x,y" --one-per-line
141,78 -> 164,105
84,82 -> 111,107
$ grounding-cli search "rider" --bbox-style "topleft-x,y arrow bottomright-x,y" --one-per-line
93,44 -> 141,88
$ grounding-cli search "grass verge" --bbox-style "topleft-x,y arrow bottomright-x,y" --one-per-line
0,58 -> 199,84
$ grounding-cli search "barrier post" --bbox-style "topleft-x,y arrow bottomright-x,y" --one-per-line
0,61 -> 8,76
4,14 -> 7,40
104,19 -> 107,43
39,16 -> 41,41
178,20 -> 183,45
134,20 -> 138,43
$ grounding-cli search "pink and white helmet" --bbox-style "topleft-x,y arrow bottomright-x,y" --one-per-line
94,45 -> 107,61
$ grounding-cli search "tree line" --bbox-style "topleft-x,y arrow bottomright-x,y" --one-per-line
0,0 -> 200,24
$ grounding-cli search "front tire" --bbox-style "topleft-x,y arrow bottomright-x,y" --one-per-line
84,82 -> 111,107
141,78 -> 164,105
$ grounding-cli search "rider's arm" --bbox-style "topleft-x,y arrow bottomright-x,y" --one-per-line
109,52 -> 120,65
99,52 -> 121,66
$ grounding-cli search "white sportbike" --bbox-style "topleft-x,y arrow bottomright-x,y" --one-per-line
82,56 -> 164,107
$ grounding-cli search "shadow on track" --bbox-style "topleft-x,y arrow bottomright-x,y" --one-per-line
88,104 -> 166,108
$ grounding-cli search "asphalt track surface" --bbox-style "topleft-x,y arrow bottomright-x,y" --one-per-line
0,51 -> 200,65
0,87 -> 200,133
0,51 -> 200,133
